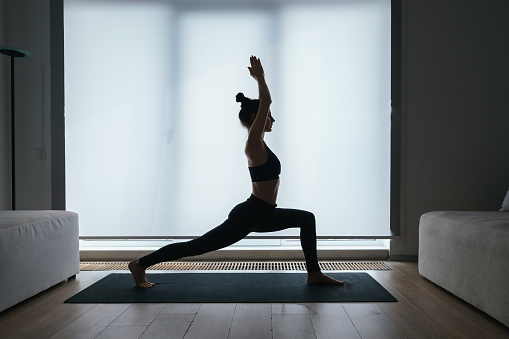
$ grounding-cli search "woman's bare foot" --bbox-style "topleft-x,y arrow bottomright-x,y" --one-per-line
128,260 -> 155,288
307,271 -> 344,285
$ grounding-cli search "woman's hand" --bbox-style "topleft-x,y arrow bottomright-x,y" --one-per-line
248,55 -> 265,81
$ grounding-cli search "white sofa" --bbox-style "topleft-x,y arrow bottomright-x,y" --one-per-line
0,210 -> 80,313
419,210 -> 509,327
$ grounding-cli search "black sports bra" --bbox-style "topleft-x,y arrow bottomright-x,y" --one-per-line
248,144 -> 281,182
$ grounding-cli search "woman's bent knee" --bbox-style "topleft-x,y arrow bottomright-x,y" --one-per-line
304,211 -> 315,225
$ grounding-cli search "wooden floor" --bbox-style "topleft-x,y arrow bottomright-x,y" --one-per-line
1,261 -> 508,339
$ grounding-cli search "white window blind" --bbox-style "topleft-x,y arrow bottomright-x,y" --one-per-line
64,0 -> 391,238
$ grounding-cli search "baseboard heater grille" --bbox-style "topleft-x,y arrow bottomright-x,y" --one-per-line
80,261 -> 392,271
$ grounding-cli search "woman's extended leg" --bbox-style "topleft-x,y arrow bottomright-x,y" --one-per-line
254,208 -> 344,285
129,213 -> 253,288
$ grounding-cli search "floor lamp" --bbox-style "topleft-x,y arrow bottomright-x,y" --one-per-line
0,46 -> 32,210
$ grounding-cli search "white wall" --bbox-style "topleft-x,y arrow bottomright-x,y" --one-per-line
1,0 -> 508,257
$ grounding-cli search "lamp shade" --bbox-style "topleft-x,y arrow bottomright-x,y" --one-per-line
0,46 -> 32,59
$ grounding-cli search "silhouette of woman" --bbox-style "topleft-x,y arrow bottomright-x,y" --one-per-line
129,56 -> 343,288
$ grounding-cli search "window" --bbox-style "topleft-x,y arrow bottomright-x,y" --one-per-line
65,0 -> 392,238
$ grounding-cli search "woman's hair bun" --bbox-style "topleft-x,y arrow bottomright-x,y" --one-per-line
236,92 -> 247,103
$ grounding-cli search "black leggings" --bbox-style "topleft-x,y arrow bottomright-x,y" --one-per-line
138,195 -> 320,272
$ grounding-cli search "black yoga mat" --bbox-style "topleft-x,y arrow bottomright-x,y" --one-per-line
65,272 -> 396,304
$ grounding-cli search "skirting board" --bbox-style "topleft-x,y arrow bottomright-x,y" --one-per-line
389,255 -> 418,261
80,248 -> 389,261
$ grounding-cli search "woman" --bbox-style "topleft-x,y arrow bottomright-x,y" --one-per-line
129,56 -> 343,288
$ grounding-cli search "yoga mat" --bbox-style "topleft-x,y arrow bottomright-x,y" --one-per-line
65,273 -> 396,303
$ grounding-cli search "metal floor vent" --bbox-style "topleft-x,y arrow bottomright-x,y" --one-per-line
80,261 -> 392,271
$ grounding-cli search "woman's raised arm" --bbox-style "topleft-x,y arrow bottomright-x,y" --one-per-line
246,56 -> 272,145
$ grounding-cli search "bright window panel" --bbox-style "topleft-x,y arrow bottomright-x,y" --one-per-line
64,0 -> 391,237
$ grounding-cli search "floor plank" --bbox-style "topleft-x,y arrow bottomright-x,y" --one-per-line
228,303 -> 272,339
183,303 -> 236,339
110,303 -> 165,326
160,303 -> 201,314
272,303 -> 310,315
4,303 -> 95,339
375,265 -> 492,338
0,271 -> 108,338
342,303 -> 405,339
141,313 -> 196,339
51,304 -> 130,339
272,314 -> 316,339
368,271 -> 448,338
95,325 -> 147,339
140,303 -> 200,339
390,261 -> 509,337
306,303 -> 361,339
272,303 -> 316,339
